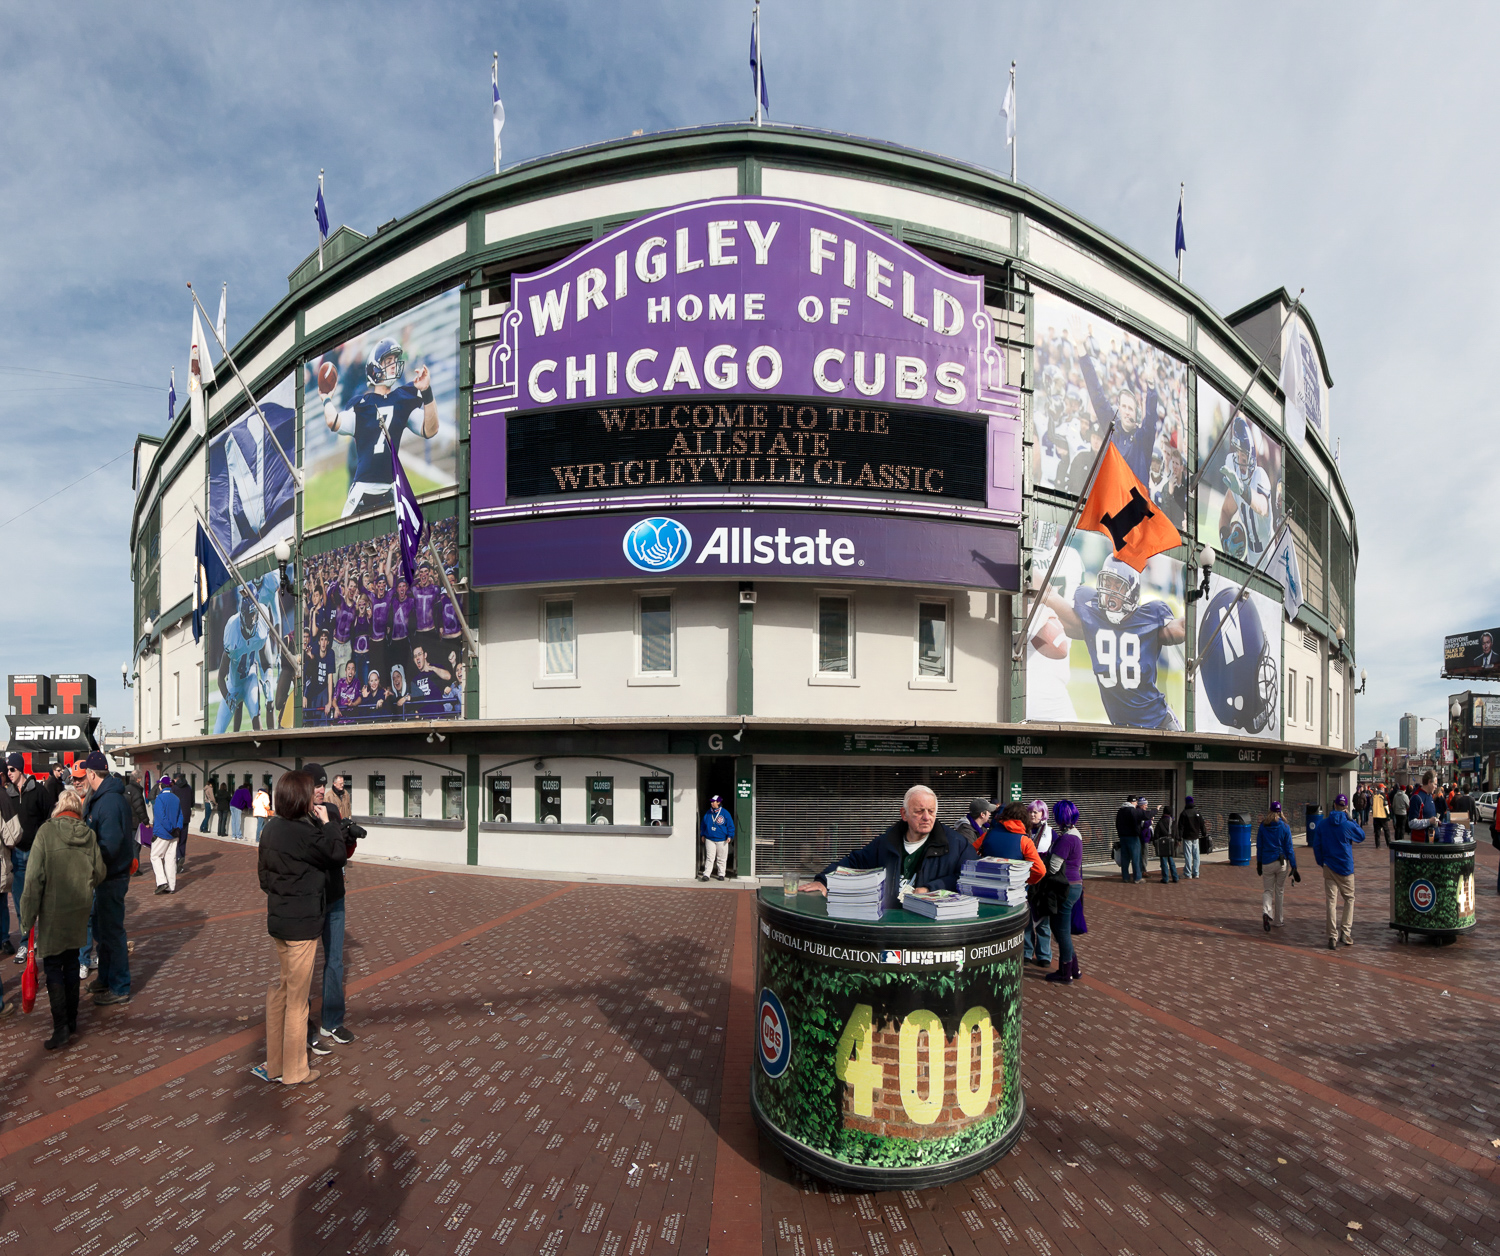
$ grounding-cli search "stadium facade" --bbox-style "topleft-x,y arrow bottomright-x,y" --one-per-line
125,125 -> 1359,876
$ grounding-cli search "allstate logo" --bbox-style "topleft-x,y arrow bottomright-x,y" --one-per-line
1409,879 -> 1436,913
622,517 -> 693,572
758,988 -> 792,1078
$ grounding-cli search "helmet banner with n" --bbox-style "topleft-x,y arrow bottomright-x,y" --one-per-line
1193,573 -> 1282,738
301,287 -> 461,531
1195,378 -> 1284,567
1024,518 -> 1186,731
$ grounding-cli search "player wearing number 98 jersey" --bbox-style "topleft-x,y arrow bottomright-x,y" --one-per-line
319,339 -> 440,518
1044,556 -> 1186,730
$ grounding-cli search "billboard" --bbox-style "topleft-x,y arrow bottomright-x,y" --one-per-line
472,509 -> 1018,591
302,288 -> 461,531
1023,522 -> 1186,730
1445,629 -> 1500,678
1474,696 -> 1500,727
301,516 -> 464,726
1192,574 -> 1281,738
470,197 -> 1023,521
208,373 -> 297,563
203,571 -> 297,735
1195,378 -> 1284,567
1031,289 -> 1189,527
1281,314 -> 1330,446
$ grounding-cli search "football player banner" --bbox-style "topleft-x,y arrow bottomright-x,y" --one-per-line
203,568 -> 297,736
302,288 -> 461,530
1026,525 -> 1186,731
1195,378 -> 1284,568
1192,574 -> 1281,738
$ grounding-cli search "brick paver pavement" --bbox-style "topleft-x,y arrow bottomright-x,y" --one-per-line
0,834 -> 1495,1255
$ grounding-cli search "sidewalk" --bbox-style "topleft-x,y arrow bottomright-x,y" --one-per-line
0,837 -> 1494,1255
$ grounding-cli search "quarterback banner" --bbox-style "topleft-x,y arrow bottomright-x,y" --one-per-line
1195,379 -> 1284,568
471,197 -> 1022,519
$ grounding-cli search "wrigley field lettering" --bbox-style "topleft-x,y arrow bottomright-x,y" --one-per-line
506,396 -> 985,503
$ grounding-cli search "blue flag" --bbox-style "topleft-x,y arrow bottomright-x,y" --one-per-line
1175,187 -> 1186,261
167,368 -> 176,428
315,181 -> 329,240
750,16 -> 769,116
390,435 -> 425,589
192,522 -> 231,643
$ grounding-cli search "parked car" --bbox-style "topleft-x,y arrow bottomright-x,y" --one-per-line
1475,792 -> 1497,824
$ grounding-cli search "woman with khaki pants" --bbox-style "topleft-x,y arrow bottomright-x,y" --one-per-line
252,771 -> 347,1085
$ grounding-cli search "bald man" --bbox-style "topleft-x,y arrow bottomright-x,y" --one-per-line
804,785 -> 971,907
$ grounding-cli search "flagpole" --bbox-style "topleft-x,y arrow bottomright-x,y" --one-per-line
1187,289 -> 1303,498
1010,419 -> 1116,662
1176,184 -> 1184,283
187,281 -> 302,489
1010,62 -> 1017,182
192,504 -> 301,677
492,52 -> 500,175
317,170 -> 325,272
1185,521 -> 1288,679
754,3 -> 763,127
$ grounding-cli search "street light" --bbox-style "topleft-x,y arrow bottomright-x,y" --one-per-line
121,660 -> 132,689
1354,668 -> 1368,695
274,539 -> 295,596
1184,544 -> 1216,603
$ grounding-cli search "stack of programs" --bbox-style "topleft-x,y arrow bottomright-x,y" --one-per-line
902,887 -> 979,920
824,866 -> 888,920
958,856 -> 1030,905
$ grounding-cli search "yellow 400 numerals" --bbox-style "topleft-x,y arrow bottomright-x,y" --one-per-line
833,1003 -> 996,1124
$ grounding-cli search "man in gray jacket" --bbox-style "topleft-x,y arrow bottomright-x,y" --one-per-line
1390,785 -> 1409,841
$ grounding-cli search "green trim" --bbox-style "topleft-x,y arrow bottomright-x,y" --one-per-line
737,598 -> 754,716
466,752 -> 480,865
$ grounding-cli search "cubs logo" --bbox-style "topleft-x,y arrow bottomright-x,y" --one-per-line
758,988 -> 791,1078
1409,879 -> 1436,914
622,517 -> 692,572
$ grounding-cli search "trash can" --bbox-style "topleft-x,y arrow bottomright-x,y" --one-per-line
1227,813 -> 1252,866
1389,837 -> 1476,943
1304,804 -> 1322,846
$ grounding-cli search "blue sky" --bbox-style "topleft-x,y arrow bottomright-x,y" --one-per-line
2,1 -> 1495,742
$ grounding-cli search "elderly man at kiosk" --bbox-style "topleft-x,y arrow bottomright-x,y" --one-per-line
803,786 -> 969,905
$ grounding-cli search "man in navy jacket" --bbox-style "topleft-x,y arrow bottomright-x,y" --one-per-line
1311,792 -> 1365,950
83,753 -> 135,1004
808,786 -> 969,907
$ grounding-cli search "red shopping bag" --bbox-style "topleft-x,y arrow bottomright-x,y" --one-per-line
20,926 -> 38,1014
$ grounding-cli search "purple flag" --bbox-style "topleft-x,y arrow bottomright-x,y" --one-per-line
390,437 -> 424,588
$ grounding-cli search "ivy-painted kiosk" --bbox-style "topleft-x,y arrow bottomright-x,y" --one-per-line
752,888 -> 1028,1190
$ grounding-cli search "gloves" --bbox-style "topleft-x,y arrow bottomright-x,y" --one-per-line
1220,463 -> 1246,498
1291,868 -> 1301,884
1256,861 -> 1262,876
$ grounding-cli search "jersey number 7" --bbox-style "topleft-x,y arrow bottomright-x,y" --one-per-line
373,405 -> 395,453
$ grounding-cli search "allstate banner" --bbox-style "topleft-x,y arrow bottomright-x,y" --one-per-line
208,373 -> 297,563
471,198 -> 1022,519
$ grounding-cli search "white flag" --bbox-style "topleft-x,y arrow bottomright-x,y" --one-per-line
214,284 -> 228,353
1267,528 -> 1304,622
188,306 -> 216,438
1000,76 -> 1015,148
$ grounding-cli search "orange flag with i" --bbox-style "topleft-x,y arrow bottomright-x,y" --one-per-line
1077,443 -> 1182,571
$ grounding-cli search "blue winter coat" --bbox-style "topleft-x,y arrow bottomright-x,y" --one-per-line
1256,819 -> 1297,868
1311,810 -> 1364,877
85,774 -> 137,880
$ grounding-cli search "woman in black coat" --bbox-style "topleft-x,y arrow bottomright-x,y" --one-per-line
253,771 -> 347,1085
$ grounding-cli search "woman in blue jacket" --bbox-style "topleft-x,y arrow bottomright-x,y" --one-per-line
1256,801 -> 1299,932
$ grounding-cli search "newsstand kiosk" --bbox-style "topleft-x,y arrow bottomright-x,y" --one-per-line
1389,824 -> 1477,944
752,888 -> 1028,1190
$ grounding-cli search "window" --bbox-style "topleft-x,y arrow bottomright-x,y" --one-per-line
536,776 -> 562,823
442,775 -> 464,821
1287,669 -> 1297,722
542,598 -> 576,677
641,777 -> 670,826
488,775 -> 512,822
817,597 -> 852,676
196,663 -> 204,714
1305,676 -> 1314,729
173,671 -> 181,717
403,774 -> 423,819
368,774 -> 386,817
917,601 -> 951,679
638,595 -> 674,675
588,776 -> 614,825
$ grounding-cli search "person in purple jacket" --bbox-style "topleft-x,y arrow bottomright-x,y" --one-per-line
364,569 -> 394,686
410,558 -> 442,669
384,542 -> 415,678
349,592 -> 373,690
328,563 -> 357,680
1043,800 -> 1086,985
439,590 -> 465,671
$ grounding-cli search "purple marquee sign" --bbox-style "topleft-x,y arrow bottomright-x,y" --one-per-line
472,197 -> 1022,520
471,509 -> 1020,592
